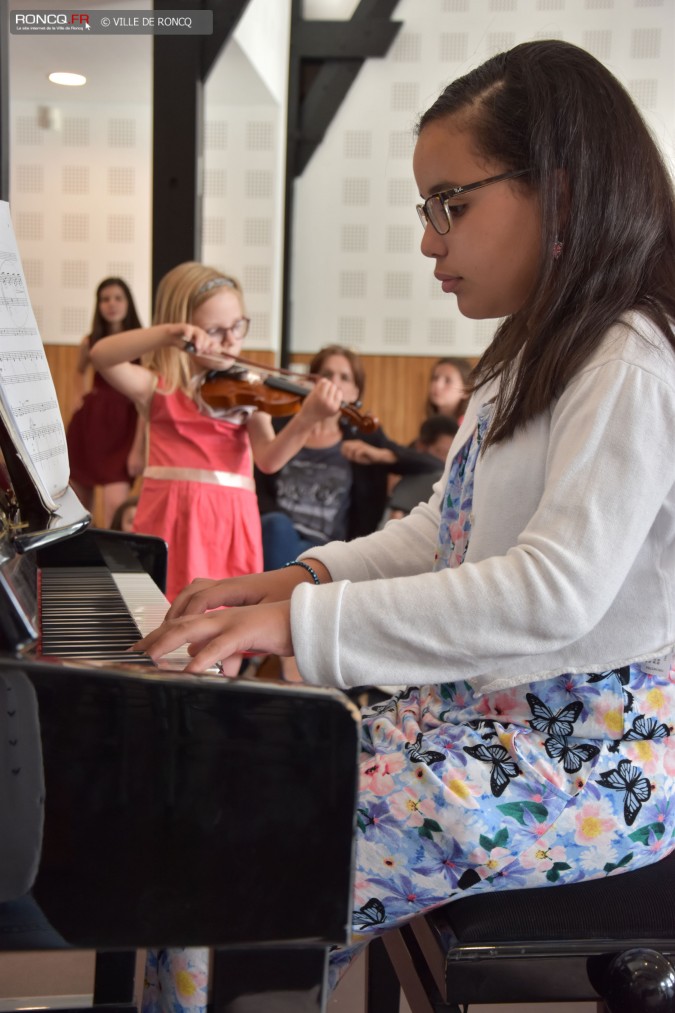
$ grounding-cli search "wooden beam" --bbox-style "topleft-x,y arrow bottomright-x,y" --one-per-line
281,0 -> 402,365
201,0 -> 249,80
294,19 -> 400,60
153,14 -> 203,291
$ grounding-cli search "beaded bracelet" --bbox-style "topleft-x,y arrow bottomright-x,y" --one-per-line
284,560 -> 321,585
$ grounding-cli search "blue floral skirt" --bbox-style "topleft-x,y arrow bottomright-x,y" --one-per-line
352,663 -> 675,931
143,661 -> 675,1011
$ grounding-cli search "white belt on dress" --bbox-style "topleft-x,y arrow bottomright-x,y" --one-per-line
143,466 -> 255,492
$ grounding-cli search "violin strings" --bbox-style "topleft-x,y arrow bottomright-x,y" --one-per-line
227,353 -> 318,383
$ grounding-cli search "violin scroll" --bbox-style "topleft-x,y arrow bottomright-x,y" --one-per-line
339,403 -> 378,433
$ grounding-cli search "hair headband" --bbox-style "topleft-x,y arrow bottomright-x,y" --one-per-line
198,277 -> 236,295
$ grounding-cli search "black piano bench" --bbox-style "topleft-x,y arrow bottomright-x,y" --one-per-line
365,849 -> 675,1013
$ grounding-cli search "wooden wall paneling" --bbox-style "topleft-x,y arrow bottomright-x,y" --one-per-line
290,352 -> 448,445
44,344 -> 82,430
46,345 -> 470,450
45,346 -> 467,522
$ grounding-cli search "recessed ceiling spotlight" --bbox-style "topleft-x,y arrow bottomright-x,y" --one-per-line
48,72 -> 86,86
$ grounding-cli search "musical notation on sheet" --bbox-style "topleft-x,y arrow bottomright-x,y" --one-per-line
0,202 -> 69,510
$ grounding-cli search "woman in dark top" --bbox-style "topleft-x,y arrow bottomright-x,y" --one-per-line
256,344 -> 440,569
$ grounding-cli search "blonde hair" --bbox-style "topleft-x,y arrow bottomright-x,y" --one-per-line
143,261 -> 245,395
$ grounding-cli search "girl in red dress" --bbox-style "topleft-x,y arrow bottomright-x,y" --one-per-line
66,277 -> 146,526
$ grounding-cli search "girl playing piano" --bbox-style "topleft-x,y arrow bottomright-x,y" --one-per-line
137,41 -> 675,1008
89,261 -> 342,601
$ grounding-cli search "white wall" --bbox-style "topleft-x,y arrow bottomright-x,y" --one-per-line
10,100 -> 153,342
8,0 -> 154,341
203,0 -> 291,352
8,0 -> 675,356
8,0 -> 291,351
291,0 -> 675,357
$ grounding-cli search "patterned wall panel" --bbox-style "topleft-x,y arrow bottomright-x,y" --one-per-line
10,100 -> 152,345
291,0 -> 675,358
202,102 -> 281,349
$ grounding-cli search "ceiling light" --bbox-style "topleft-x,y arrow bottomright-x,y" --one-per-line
48,72 -> 86,87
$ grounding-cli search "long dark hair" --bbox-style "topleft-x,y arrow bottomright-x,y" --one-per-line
309,344 -> 366,399
89,277 -> 142,346
418,40 -> 675,447
425,356 -> 472,421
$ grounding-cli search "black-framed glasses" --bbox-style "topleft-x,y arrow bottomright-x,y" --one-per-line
206,318 -> 250,342
416,168 -> 532,235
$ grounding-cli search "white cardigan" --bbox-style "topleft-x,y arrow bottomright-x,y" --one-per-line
292,312 -> 675,693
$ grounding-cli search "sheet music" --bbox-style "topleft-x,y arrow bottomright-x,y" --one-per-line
0,202 -> 69,511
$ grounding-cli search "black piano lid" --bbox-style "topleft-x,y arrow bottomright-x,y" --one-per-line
0,657 -> 361,950
0,380 -> 360,956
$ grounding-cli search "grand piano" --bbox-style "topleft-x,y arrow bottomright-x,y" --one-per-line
0,272 -> 360,1013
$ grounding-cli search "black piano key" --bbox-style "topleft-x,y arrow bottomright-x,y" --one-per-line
40,567 -> 156,664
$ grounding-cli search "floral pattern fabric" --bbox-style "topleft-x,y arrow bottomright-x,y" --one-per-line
142,409 -> 675,1012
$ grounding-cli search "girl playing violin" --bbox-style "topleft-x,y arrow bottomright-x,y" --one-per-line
89,261 -> 342,600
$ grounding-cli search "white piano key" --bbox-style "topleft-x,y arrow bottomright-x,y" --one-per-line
110,571 -> 201,671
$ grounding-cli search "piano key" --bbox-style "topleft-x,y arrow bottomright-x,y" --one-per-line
40,567 -> 194,670
40,566 -> 222,674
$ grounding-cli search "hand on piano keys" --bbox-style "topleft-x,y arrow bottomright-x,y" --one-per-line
135,598 -> 293,676
134,566 -> 326,675
40,568 -> 222,674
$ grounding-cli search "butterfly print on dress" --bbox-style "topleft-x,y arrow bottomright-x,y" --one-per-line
465,718 -> 499,742
587,667 -> 634,713
544,734 -> 600,773
526,692 -> 601,773
595,759 -> 652,826
526,693 -> 582,738
405,732 -> 446,766
463,742 -> 521,797
608,713 -> 673,753
353,897 -> 386,928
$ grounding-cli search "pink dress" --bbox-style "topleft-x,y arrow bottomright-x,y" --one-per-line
132,383 -> 263,601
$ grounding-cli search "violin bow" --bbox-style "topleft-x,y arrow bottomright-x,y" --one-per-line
181,339 -> 317,383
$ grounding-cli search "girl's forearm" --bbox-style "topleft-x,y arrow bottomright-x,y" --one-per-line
89,324 -> 185,368
251,411 -> 323,473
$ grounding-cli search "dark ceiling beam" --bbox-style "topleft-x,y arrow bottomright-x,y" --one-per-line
152,0 -> 248,294
201,0 -> 249,78
280,0 -> 402,365
293,19 -> 401,60
292,0 -> 401,178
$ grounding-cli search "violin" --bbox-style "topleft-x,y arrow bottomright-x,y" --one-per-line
198,361 -> 378,434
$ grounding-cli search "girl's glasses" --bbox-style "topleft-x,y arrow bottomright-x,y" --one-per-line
416,168 -> 531,235
206,318 -> 250,342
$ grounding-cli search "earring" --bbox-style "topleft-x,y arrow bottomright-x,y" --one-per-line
552,237 -> 564,260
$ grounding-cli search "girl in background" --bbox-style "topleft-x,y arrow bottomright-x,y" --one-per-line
90,261 -> 341,601
425,355 -> 471,424
108,495 -> 138,533
66,277 -> 146,526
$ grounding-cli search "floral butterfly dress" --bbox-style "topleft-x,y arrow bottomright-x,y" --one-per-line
347,406 -> 675,953
144,410 -> 675,1010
